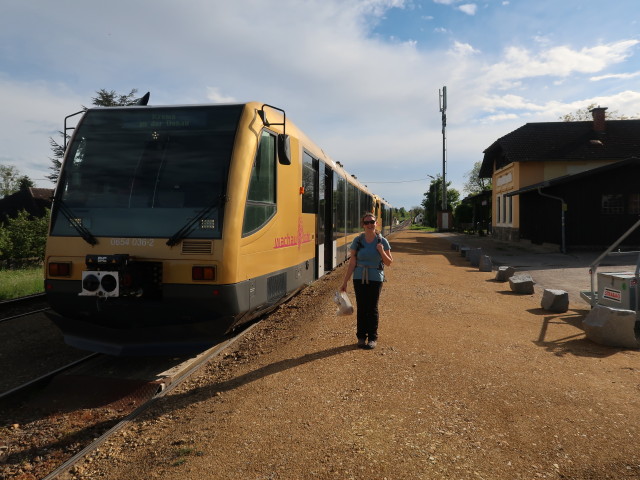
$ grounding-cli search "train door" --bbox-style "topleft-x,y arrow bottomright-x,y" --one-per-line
316,160 -> 326,278
323,163 -> 334,273
314,159 -> 335,278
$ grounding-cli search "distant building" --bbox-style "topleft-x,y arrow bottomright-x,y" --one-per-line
0,187 -> 54,223
480,107 -> 640,250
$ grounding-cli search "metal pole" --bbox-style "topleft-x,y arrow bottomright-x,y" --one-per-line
439,87 -> 447,212
427,174 -> 436,227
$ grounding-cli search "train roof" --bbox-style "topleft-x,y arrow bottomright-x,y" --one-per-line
82,101 -> 374,197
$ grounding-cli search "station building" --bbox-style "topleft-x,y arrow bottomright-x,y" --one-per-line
480,107 -> 640,251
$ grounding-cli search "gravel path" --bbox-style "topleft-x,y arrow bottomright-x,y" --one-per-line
57,231 -> 640,480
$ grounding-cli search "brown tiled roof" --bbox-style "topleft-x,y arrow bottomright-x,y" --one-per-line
480,120 -> 640,177
0,187 -> 54,222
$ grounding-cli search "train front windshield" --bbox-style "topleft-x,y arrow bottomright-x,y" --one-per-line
50,105 -> 244,240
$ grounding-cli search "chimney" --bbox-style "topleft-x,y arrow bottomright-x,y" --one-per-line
590,106 -> 607,133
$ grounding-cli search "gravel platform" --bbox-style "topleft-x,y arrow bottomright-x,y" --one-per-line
54,231 -> 640,480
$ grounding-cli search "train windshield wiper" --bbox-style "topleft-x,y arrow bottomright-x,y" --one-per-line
166,195 -> 226,247
56,200 -> 98,246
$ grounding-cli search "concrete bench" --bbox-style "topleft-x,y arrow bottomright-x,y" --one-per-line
467,248 -> 482,267
509,273 -> 535,294
495,266 -> 516,282
583,305 -> 640,349
541,288 -> 569,313
479,255 -> 492,272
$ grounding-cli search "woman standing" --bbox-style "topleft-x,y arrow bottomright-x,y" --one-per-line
340,213 -> 393,349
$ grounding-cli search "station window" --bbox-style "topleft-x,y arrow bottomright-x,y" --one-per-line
242,131 -> 277,236
629,194 -> 640,214
601,194 -> 624,215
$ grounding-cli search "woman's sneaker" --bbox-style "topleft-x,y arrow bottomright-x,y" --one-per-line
366,340 -> 377,349
357,338 -> 367,348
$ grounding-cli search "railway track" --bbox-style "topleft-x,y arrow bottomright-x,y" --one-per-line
0,292 -> 50,323
0,353 -> 100,401
0,322 -> 257,480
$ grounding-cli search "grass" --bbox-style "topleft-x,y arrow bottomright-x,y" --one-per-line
409,224 -> 437,232
0,266 -> 44,300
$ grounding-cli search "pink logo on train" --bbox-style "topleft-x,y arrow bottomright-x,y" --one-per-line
274,216 -> 312,250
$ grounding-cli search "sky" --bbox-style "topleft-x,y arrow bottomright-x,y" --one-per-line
1,0 -> 640,210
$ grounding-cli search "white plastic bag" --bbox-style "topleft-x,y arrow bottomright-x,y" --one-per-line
333,291 -> 354,316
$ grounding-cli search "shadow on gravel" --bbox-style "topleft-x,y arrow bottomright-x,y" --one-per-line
530,308 -> 621,359
164,344 -> 358,410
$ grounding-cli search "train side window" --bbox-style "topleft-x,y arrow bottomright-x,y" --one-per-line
242,131 -> 277,236
302,152 -> 317,213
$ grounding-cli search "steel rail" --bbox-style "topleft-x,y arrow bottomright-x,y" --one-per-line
0,307 -> 51,324
0,292 -> 46,308
0,353 -> 100,401
43,322 -> 259,480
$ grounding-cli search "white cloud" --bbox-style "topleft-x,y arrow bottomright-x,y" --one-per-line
1,1 -> 640,207
0,77 -> 84,186
206,87 -> 237,103
590,71 -> 640,81
450,41 -> 480,56
486,40 -> 640,87
458,4 -> 478,15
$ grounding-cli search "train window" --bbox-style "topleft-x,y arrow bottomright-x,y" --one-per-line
242,131 -> 277,235
302,152 -> 317,213
333,171 -> 345,241
50,105 -> 241,239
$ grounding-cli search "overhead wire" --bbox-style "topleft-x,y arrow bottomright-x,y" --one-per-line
361,176 -> 432,184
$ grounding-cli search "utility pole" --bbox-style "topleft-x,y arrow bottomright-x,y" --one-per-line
439,86 -> 447,212
427,174 -> 437,228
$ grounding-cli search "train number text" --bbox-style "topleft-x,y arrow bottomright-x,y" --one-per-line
110,238 -> 155,247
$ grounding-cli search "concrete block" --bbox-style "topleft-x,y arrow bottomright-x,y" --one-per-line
583,305 -> 640,349
541,288 -> 569,313
509,273 -> 535,294
468,248 -> 482,267
479,255 -> 492,272
460,246 -> 470,257
495,266 -> 516,282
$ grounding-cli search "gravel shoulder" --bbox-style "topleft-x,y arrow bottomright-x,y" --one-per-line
57,231 -> 640,480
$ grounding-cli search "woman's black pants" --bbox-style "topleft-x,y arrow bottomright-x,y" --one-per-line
353,280 -> 383,341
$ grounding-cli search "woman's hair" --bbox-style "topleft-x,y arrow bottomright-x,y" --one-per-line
361,212 -> 376,224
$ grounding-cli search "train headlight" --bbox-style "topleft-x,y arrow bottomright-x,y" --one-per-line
101,274 -> 118,293
82,274 -> 100,292
80,271 -> 120,297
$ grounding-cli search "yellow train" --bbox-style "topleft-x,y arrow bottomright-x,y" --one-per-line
44,102 -> 392,355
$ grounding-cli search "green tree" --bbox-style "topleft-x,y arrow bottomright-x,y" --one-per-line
89,88 -> 141,108
422,176 -> 460,227
454,202 -> 473,228
463,161 -> 491,196
18,176 -> 35,191
559,104 -> 638,122
0,165 -> 33,198
48,88 -> 142,183
0,209 -> 50,262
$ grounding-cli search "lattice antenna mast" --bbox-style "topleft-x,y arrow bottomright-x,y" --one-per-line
439,86 -> 448,211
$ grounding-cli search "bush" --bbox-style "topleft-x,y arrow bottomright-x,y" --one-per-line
0,209 -> 50,265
